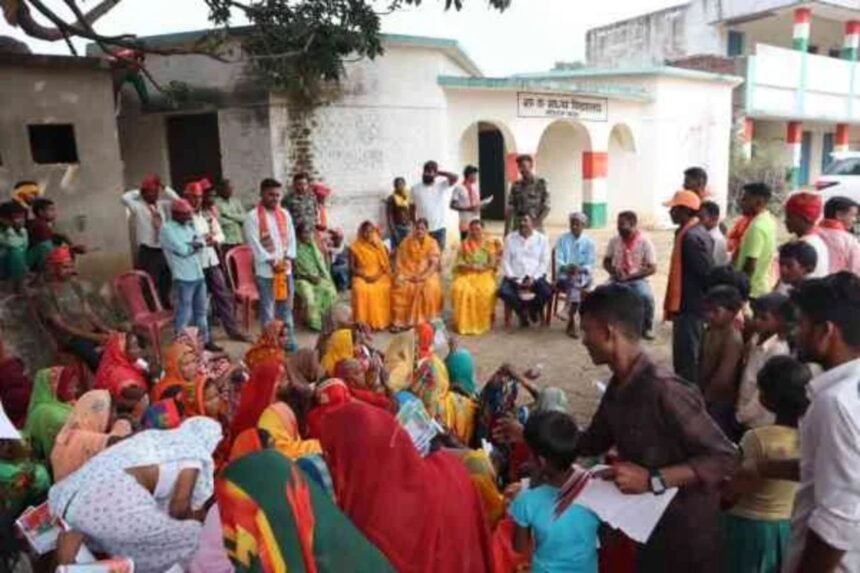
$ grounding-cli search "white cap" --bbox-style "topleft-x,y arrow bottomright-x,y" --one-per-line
0,401 -> 21,440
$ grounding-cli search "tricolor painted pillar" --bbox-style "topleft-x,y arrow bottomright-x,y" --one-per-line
582,151 -> 608,228
787,121 -> 803,188
844,21 -> 860,61
836,123 -> 850,153
741,117 -> 754,160
793,7 -> 811,52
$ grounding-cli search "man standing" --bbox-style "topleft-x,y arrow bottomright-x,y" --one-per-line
245,178 -> 297,351
683,166 -> 708,198
663,190 -> 714,385
213,179 -> 246,255
567,283 -> 738,573
121,175 -> 180,308
819,197 -> 860,275
554,212 -> 596,338
699,201 -> 729,266
159,199 -> 211,349
410,160 -> 458,251
186,182 -> 246,342
787,272 -> 860,573
603,211 -> 657,339
734,183 -> 778,297
785,191 -> 830,278
500,214 -> 551,328
283,172 -> 320,235
507,155 -> 549,235
385,177 -> 412,250
451,165 -> 481,241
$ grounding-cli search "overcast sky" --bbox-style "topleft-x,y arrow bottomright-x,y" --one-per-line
2,0 -> 682,75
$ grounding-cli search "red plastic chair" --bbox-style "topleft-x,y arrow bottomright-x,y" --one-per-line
225,246 -> 259,333
113,270 -> 173,363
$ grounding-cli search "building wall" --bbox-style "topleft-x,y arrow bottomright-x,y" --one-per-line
0,61 -> 128,282
217,105 -> 274,202
737,13 -> 846,55
587,4 -> 692,67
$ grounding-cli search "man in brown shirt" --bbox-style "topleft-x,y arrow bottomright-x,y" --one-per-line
574,283 -> 738,572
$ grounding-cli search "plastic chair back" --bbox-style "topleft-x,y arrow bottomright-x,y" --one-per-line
226,246 -> 258,295
113,270 -> 162,322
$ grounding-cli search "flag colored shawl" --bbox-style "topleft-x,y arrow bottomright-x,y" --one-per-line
24,367 -> 75,458
319,402 -> 493,573
257,204 -> 289,253
142,398 -> 183,430
94,332 -> 148,400
217,448 -> 395,573
50,390 -> 133,481
663,217 -> 700,319
230,360 -> 283,437
257,403 -> 322,460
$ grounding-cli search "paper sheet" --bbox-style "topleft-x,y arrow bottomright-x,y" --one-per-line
574,468 -> 677,544
0,401 -> 21,440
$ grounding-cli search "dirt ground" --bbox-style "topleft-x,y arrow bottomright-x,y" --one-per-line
220,223 -> 678,427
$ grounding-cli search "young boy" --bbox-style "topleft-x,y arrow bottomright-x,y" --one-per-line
385,177 -> 412,249
700,200 -> 729,266
735,293 -> 793,429
699,285 -> 746,440
724,355 -> 809,572
0,201 -> 30,291
510,410 -> 600,573
775,241 -> 817,295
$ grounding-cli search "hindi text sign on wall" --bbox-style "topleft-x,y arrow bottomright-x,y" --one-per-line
517,92 -> 608,122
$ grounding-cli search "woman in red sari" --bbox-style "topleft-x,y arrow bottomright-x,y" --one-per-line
319,401 -> 493,573
305,378 -> 352,440
230,360 -> 283,437
93,331 -> 149,400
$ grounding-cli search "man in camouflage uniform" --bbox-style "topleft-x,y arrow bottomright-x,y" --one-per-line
506,154 -> 550,234
282,172 -> 319,232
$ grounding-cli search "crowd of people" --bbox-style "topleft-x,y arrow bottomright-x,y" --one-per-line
0,157 -> 859,573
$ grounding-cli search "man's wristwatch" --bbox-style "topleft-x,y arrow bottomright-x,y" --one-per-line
649,469 -> 667,495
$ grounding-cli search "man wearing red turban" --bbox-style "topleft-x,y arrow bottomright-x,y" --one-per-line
784,191 -> 829,278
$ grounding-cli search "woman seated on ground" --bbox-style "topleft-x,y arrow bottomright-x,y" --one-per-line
1,431 -> 51,527
306,378 -> 353,440
25,366 -> 81,459
391,218 -> 443,330
294,224 -> 339,331
319,401 -> 493,573
50,389 -> 133,481
217,449 -> 395,572
349,220 -> 393,331
245,319 -> 287,371
151,339 -> 202,404
335,358 -> 395,412
320,326 -> 357,377
50,418 -> 222,573
93,331 -> 151,401
0,333 -> 32,428
451,219 -> 501,336
256,402 -> 322,460
445,335 -> 479,398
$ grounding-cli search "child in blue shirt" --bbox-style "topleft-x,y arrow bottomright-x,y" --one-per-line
509,410 -> 601,573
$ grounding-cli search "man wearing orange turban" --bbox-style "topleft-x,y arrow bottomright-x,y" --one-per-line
784,191 -> 829,278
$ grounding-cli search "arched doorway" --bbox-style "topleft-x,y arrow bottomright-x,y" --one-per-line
458,121 -> 515,221
606,123 -> 639,220
535,120 -> 591,227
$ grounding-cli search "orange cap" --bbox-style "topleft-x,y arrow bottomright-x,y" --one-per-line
663,190 -> 701,211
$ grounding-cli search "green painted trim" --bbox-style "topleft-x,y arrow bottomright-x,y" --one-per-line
843,47 -> 858,61
513,65 -> 743,85
437,75 -> 652,101
789,167 -> 802,190
583,202 -> 607,229
793,38 -> 809,52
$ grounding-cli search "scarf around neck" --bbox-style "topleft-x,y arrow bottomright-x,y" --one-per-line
663,217 -> 699,319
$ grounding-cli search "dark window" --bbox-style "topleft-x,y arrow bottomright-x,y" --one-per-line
829,48 -> 842,58
808,45 -> 819,54
727,30 -> 745,57
28,124 -> 79,164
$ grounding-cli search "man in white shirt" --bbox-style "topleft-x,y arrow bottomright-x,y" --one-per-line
450,165 -> 481,241
784,272 -> 860,573
185,181 -> 247,345
410,160 -> 458,252
244,178 -> 298,352
785,192 -> 830,278
121,174 -> 179,308
500,214 -> 551,328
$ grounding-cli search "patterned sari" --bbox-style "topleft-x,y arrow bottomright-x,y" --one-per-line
349,226 -> 393,330
391,233 -> 443,328
451,237 -> 499,335
294,239 -> 338,331
217,449 -> 395,573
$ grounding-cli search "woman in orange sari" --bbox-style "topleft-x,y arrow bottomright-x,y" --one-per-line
391,218 -> 443,330
349,221 -> 393,330
150,340 -> 201,403
451,219 -> 500,335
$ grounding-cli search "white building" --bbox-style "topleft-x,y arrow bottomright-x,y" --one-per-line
587,0 -> 860,188
107,28 -> 739,237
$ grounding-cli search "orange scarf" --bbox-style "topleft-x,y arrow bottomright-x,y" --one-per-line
257,204 -> 289,254
664,217 -> 699,320
820,218 -> 846,231
727,215 -> 751,262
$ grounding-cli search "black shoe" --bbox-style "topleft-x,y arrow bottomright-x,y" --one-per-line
518,314 -> 530,328
204,342 -> 224,352
528,307 -> 541,324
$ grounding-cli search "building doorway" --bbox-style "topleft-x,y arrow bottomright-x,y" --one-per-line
458,121 -> 514,222
166,113 -> 223,189
535,120 -> 591,226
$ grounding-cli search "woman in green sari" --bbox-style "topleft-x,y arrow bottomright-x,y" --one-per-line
217,449 -> 394,573
24,366 -> 81,459
294,225 -> 338,331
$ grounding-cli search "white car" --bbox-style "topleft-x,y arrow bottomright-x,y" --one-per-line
815,151 -> 860,204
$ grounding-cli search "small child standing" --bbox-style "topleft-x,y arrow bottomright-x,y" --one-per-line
736,293 -> 793,429
724,355 -> 810,573
774,241 -> 817,295
509,410 -> 600,573
699,285 -> 746,441
0,201 -> 30,292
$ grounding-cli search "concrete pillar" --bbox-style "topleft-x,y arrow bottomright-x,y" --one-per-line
844,21 -> 860,61
793,7 -> 811,52
582,151 -> 608,228
741,118 -> 754,160
787,121 -> 803,188
836,123 -> 850,153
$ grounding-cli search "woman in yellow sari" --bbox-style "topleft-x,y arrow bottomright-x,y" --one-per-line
256,402 -> 322,460
391,219 -> 443,330
451,219 -> 501,335
349,221 -> 393,330
320,328 -> 355,377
